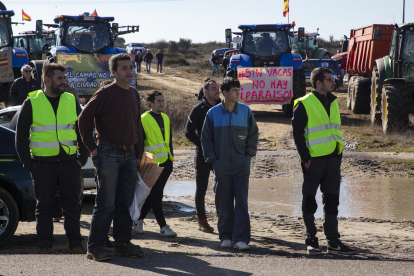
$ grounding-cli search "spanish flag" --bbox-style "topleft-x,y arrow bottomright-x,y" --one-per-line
283,0 -> 289,17
92,9 -> 98,16
22,10 -> 31,21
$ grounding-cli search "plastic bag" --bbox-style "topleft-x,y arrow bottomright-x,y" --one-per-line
129,172 -> 152,221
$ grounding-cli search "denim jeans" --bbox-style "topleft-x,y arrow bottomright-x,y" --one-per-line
136,62 -> 141,73
146,62 -> 151,73
87,144 -> 136,250
157,61 -> 162,72
212,64 -> 220,76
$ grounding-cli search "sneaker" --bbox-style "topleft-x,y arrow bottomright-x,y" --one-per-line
70,246 -> 86,254
113,242 -> 144,258
36,247 -> 51,254
306,238 -> 322,255
221,239 -> 232,248
133,219 -> 145,235
105,237 -> 113,248
160,225 -> 177,237
198,217 -> 214,233
327,240 -> 357,255
86,249 -> 113,261
233,242 -> 250,251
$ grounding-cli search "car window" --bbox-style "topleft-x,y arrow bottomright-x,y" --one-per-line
320,61 -> 338,72
303,61 -> 319,71
0,110 -> 17,127
8,110 -> 20,131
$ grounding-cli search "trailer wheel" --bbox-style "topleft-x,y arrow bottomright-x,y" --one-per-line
284,69 -> 306,117
347,76 -> 355,110
351,76 -> 371,114
370,66 -> 382,125
0,187 -> 19,246
381,82 -> 409,134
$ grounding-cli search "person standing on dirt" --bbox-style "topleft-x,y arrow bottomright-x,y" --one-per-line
10,65 -> 41,106
185,79 -> 221,233
222,55 -> 230,78
155,49 -> 164,73
201,77 -> 258,251
211,52 -> 220,76
133,90 -> 177,237
79,53 -> 144,261
143,49 -> 153,73
292,67 -> 357,255
135,50 -> 143,73
15,63 -> 88,254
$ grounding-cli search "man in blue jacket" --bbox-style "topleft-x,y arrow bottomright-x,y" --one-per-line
201,77 -> 258,251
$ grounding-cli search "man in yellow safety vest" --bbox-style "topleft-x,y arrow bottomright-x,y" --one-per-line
292,67 -> 357,255
15,63 -> 89,254
133,90 -> 177,237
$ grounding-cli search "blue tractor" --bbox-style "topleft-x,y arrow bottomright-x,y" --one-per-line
226,24 -> 306,115
0,2 -> 30,106
32,12 -> 139,98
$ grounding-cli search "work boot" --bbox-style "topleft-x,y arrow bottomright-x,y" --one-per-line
70,246 -> 86,254
36,247 -> 52,254
113,241 -> 144,258
198,217 -> 214,233
86,249 -> 113,261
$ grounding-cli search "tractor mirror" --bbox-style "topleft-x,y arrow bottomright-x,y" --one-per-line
112,23 -> 119,35
298,27 -> 305,42
36,20 -> 43,34
225,28 -> 232,43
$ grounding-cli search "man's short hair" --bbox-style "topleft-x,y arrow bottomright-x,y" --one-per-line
43,63 -> 66,82
146,90 -> 163,103
311,67 -> 333,89
220,77 -> 240,93
21,64 -> 31,72
203,78 -> 217,91
109,53 -> 132,72
100,80 -> 113,87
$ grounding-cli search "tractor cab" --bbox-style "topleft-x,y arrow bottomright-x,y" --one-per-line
0,11 -> 13,49
14,30 -> 56,61
291,31 -> 319,58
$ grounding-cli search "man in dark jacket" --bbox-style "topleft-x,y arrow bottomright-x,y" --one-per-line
211,52 -> 220,76
202,77 -> 258,251
135,51 -> 143,73
292,67 -> 357,255
185,79 -> 220,233
155,49 -> 164,73
222,55 -> 230,77
10,65 -> 41,105
143,50 -> 153,73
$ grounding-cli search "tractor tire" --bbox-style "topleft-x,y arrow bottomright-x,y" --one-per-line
370,66 -> 382,125
347,76 -> 355,110
351,76 -> 371,114
0,187 -> 19,246
322,53 -> 331,59
381,82 -> 409,134
284,68 -> 306,117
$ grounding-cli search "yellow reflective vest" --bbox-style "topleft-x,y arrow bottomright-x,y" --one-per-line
141,112 -> 173,164
294,93 -> 344,158
29,90 -> 78,157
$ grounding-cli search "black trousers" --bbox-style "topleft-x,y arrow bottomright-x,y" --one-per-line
301,155 -> 341,244
194,151 -> 213,220
30,158 -> 82,249
139,159 -> 173,228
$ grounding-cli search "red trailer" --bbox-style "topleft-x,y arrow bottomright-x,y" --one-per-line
346,24 -> 394,114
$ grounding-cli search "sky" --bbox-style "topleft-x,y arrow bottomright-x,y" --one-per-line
5,0 -> 414,44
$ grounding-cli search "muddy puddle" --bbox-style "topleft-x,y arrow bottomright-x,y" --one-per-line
164,178 -> 414,221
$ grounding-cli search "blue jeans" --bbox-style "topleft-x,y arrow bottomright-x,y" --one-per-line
157,60 -> 163,72
146,62 -> 151,73
87,144 -> 136,250
212,64 -> 220,76
136,62 -> 141,73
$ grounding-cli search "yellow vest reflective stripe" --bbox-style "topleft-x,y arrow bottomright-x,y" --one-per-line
294,93 -> 344,157
29,90 -> 78,156
141,112 -> 173,164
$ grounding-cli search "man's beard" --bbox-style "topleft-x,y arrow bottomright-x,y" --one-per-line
50,80 -> 65,95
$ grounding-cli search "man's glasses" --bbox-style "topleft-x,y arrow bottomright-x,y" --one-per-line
324,78 -> 335,82
23,70 -> 32,73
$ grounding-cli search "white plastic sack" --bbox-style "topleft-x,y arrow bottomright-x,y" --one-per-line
129,172 -> 152,221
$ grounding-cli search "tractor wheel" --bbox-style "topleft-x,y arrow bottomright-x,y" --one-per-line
322,53 -> 331,59
0,187 -> 19,246
370,66 -> 382,125
347,76 -> 355,110
381,82 -> 409,134
284,69 -> 306,117
351,76 -> 371,114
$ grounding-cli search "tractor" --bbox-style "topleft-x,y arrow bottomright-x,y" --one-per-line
291,29 -> 331,60
13,30 -> 57,61
31,12 -> 139,99
226,24 -> 306,116
371,23 -> 414,133
0,2 -> 29,106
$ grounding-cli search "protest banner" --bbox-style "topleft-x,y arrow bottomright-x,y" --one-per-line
237,67 -> 293,105
0,50 -> 14,83
57,53 -> 136,96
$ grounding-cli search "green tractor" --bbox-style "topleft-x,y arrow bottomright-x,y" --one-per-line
371,23 -> 414,133
291,28 -> 331,59
13,30 -> 56,61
